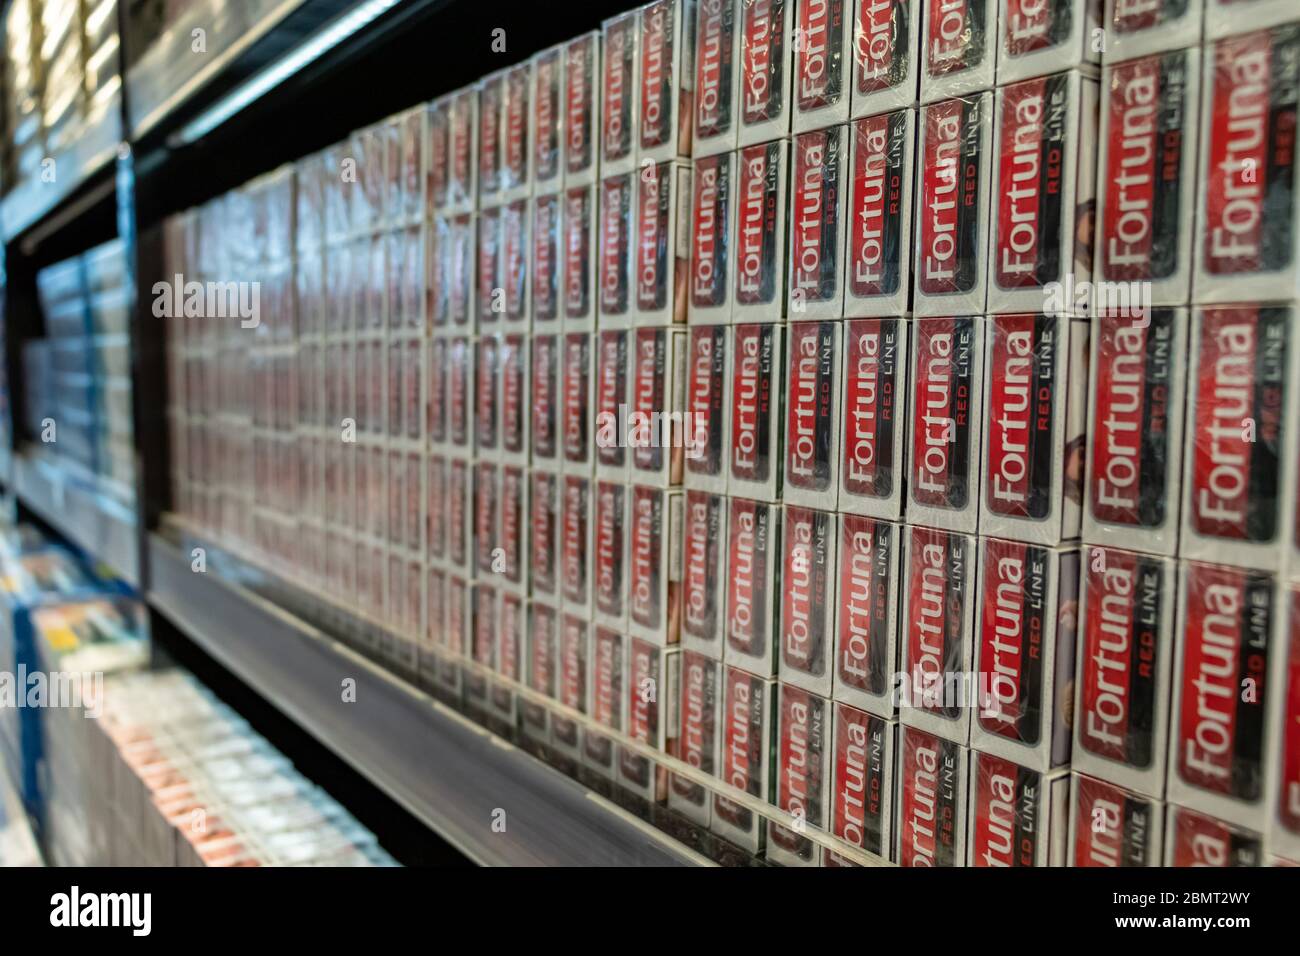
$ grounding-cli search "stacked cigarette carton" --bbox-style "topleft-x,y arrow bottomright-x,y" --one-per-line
163,0 -> 1300,867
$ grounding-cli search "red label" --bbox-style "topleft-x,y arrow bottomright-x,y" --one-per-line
781,505 -> 833,678
831,702 -> 889,856
629,485 -> 665,629
898,726 -> 960,867
726,498 -> 772,657
785,322 -> 835,492
971,752 -> 1040,867
836,514 -> 893,698
500,466 -> 525,587
530,470 -> 558,596
792,128 -> 843,305
730,323 -> 776,482
640,0 -> 675,150
683,490 -> 725,644
741,0 -> 788,124
636,162 -> 672,311
1203,27 -> 1299,276
474,463 -> 498,575
911,317 -> 976,509
565,34 -> 597,175
716,666 -> 768,829
673,653 -> 720,804
977,536 -> 1049,744
796,0 -> 845,112
1176,562 -> 1273,800
533,49 -> 560,182
632,328 -> 667,474
927,0 -> 986,78
850,111 -> 907,299
855,0 -> 910,95
448,461 -> 469,568
905,526 -> 970,719
1072,775 -> 1158,867
599,175 -> 632,316
1280,589 -> 1300,835
477,207 -> 501,325
596,330 -> 628,468
586,627 -> 623,766
772,685 -> 828,860
501,334 -> 526,455
686,326 -> 726,475
1190,308 -> 1289,542
533,194 -> 560,322
919,96 -> 984,295
603,15 -> 637,163
735,141 -> 782,305
476,336 -> 498,453
531,334 -> 558,459
621,639 -> 661,786
561,476 -> 589,605
1170,806 -> 1262,867
691,153 -> 732,308
503,64 -> 529,189
1089,313 -> 1175,527
563,332 -> 590,465
594,482 -> 626,618
564,186 -> 594,321
479,76 -> 502,194
843,318 -> 900,500
985,314 -> 1056,519
695,0 -> 736,138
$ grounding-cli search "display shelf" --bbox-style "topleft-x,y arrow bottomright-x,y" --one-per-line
12,454 -> 139,587
0,94 -> 122,246
146,532 -> 705,867
127,0 -> 311,140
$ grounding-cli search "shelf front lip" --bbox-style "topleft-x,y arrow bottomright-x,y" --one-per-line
146,533 -> 703,867
13,455 -> 141,588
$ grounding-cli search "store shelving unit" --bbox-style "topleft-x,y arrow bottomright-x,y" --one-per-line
0,0 -> 724,867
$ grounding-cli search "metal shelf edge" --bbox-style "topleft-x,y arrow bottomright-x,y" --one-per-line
145,533 -> 702,867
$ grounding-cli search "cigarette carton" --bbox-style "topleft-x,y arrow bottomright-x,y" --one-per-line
447,87 -> 478,215
560,474 -> 593,614
474,462 -> 500,579
987,70 -> 1099,316
598,172 -> 636,329
602,12 -> 642,177
561,331 -> 595,475
825,704 -> 896,863
523,600 -> 560,740
783,321 -> 840,509
789,123 -> 849,319
441,573 -> 470,697
724,496 -> 783,675
834,515 -> 901,718
629,327 -> 689,487
1193,24 -> 1300,304
467,583 -> 496,710
1068,773 -> 1164,867
684,325 -> 730,491
500,333 -> 529,466
1270,585 -> 1300,861
732,138 -> 792,323
1073,546 -> 1176,798
767,685 -> 832,866
920,0 -> 998,102
839,317 -> 908,519
479,71 -> 505,208
1205,0 -> 1300,40
845,108 -> 915,318
640,0 -> 698,164
532,45 -> 564,195
427,97 -> 451,215
793,0 -> 853,131
779,505 -> 838,696
564,32 -> 603,187
895,724 -> 969,866
712,665 -> 778,852
914,92 -> 993,316
1095,49 -> 1199,307
501,198 -> 530,326
1102,0 -> 1203,62
530,468 -> 562,601
850,0 -> 921,119
968,750 -> 1070,865
728,322 -> 785,501
1084,311 -> 1186,557
669,650 -> 723,824
1181,306 -> 1298,572
628,485 -> 684,645
900,524 -> 977,745
635,161 -> 693,326
502,62 -> 531,202
908,315 -> 986,534
970,538 -> 1080,772
534,192 -> 563,327
693,0 -> 742,156
682,490 -> 729,657
1164,805 -> 1265,866
474,335 -> 499,458
448,213 -> 476,330
619,640 -> 682,801
595,329 -> 631,481
584,626 -> 626,777
997,0 -> 1101,84
552,614 -> 589,758
491,589 -> 525,721
980,315 -> 1089,546
688,151 -> 737,324
447,458 -> 472,572
477,205 -> 502,330
531,332 -> 561,467
1168,560 -> 1284,831
737,0 -> 795,146
561,182 -> 599,330
593,480 -> 630,630
498,464 -> 528,593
